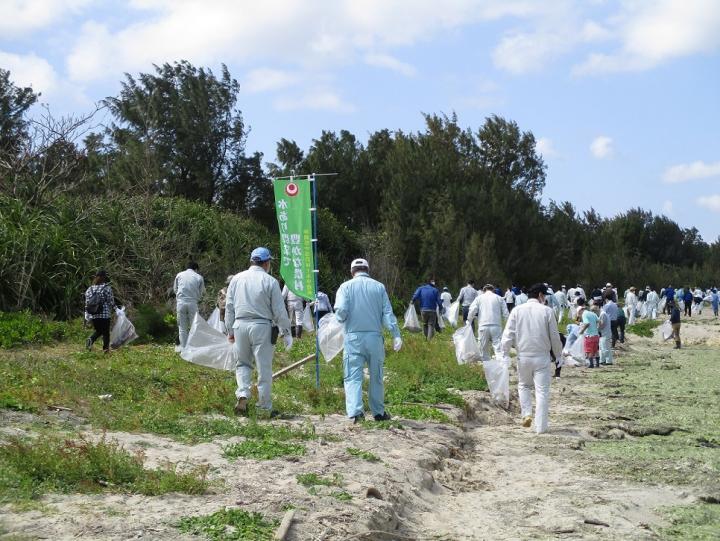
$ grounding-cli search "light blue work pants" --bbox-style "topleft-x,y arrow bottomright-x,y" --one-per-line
177,301 -> 198,348
342,332 -> 385,418
233,321 -> 274,411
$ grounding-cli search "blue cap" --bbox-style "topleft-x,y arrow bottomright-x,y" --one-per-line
250,247 -> 273,262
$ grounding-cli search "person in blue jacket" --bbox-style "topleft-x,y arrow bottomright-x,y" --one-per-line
664,285 -> 675,315
335,258 -> 402,424
683,286 -> 693,317
411,278 -> 442,340
712,289 -> 719,317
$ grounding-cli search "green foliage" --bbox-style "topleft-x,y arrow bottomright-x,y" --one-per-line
178,508 -> 279,541
296,473 -> 343,487
659,504 -> 720,540
0,311 -> 66,348
132,304 -> 176,344
346,447 -> 380,462
330,490 -> 352,501
0,69 -> 38,158
0,436 -> 209,503
222,440 -> 306,461
627,319 -> 662,338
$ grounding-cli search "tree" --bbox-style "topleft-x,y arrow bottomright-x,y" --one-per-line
0,69 -> 38,159
105,61 -> 248,206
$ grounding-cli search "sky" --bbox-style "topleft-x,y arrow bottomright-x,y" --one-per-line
2,0 -> 720,241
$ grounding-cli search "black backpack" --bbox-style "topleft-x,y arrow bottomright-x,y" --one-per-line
86,287 -> 105,315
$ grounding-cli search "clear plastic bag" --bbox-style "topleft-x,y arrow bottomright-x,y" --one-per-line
446,301 -> 460,327
452,325 -> 481,364
302,305 -> 315,332
660,319 -> 673,340
569,334 -> 585,361
206,307 -> 226,334
436,307 -> 445,329
318,313 -> 344,362
403,304 -> 421,333
180,313 -> 237,370
483,357 -> 510,408
110,307 -> 138,349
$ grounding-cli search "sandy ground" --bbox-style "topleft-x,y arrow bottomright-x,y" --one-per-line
1,313 -> 718,540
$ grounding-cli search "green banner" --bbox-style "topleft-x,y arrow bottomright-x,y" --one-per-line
273,178 -> 316,300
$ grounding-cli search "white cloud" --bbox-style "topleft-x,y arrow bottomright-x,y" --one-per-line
0,0 -> 91,36
536,137 -> 558,158
574,0 -> 720,75
364,53 -> 416,77
243,68 -> 298,94
492,31 -> 568,74
662,200 -> 674,215
64,0 -> 540,83
590,136 -> 613,159
663,160 -> 720,184
274,89 -> 355,113
0,51 -> 58,94
697,194 -> 720,212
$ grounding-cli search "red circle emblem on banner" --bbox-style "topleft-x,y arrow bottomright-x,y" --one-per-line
285,183 -> 299,197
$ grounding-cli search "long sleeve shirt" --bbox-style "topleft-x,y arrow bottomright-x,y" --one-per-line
412,284 -> 442,312
501,299 -> 563,362
282,285 -> 305,309
174,269 -> 205,304
646,291 -> 659,305
84,284 -> 115,320
467,291 -> 509,328
334,273 -> 400,338
457,285 -> 478,307
224,265 -> 290,337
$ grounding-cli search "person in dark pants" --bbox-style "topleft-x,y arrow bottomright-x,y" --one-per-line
85,269 -> 116,354
411,278 -> 442,340
683,287 -> 693,317
616,308 -> 626,343
670,303 -> 682,349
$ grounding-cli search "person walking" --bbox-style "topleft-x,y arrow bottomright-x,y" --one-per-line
669,302 -> 682,349
616,306 -> 626,343
457,280 -> 479,331
311,290 -> 333,321
501,283 -> 563,434
411,278 -> 442,340
625,287 -> 638,325
646,288 -> 660,320
578,304 -> 600,368
664,285 -> 676,315
282,284 -> 305,339
504,286 -> 516,312
711,289 -> 719,317
174,261 -> 205,349
225,247 -> 292,417
554,286 -> 568,322
84,269 -> 116,354
683,287 -> 693,317
335,258 -> 402,423
599,302 -> 614,365
440,287 -> 452,314
217,274 -> 235,321
602,292 -> 620,347
467,284 -> 510,362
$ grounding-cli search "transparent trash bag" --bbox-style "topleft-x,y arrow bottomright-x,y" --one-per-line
436,307 -> 445,329
692,302 -> 701,316
483,357 -> 510,408
206,307 -> 226,334
302,305 -> 315,332
403,304 -> 421,333
660,320 -> 673,340
452,325 -> 481,364
180,313 -> 237,371
318,313 -> 344,362
639,302 -> 647,318
110,307 -> 138,349
569,334 -> 585,362
446,301 -> 460,327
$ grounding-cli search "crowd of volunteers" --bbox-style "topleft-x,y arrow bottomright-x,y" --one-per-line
84,251 -> 719,431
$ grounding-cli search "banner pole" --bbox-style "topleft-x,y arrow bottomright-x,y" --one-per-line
310,173 -> 321,389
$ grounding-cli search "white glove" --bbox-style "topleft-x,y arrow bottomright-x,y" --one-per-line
283,334 -> 293,351
393,337 -> 403,352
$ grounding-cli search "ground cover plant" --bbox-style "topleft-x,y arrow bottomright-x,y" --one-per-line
0,311 -> 84,349
0,436 -> 209,503
346,447 -> 380,462
626,318 -> 662,337
178,508 -> 279,541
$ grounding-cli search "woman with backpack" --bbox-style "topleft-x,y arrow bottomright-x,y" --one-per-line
85,269 -> 115,353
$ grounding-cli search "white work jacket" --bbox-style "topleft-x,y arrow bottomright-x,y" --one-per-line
501,299 -> 563,362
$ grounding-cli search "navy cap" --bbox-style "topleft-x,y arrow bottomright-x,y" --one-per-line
250,247 -> 273,262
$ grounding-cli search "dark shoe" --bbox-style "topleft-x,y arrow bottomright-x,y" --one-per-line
257,409 -> 281,419
374,412 -> 391,422
85,337 -> 93,351
352,414 -> 365,424
234,397 -> 248,415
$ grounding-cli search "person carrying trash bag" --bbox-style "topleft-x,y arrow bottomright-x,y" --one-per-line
224,247 -> 292,418
466,284 -> 509,362
411,278 -> 443,340
334,258 -> 402,424
84,269 -> 118,354
501,283 -> 563,434
174,261 -> 205,350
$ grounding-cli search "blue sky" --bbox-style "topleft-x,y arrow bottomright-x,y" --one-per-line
2,0 -> 719,241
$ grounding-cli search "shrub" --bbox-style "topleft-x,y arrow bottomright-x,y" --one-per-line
0,311 -> 65,348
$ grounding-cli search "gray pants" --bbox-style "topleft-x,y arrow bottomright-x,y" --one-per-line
233,321 -> 274,411
177,302 -> 198,348
421,310 -> 437,340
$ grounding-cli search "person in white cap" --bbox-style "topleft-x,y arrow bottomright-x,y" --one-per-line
466,284 -> 509,362
334,258 -> 402,423
225,247 -> 292,417
174,261 -> 205,349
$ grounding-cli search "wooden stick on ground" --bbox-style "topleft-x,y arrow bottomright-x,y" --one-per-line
272,353 -> 316,380
273,509 -> 296,540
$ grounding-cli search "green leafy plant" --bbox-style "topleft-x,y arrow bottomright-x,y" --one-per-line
222,440 -> 306,461
346,447 -> 380,462
178,508 -> 279,541
296,473 -> 343,487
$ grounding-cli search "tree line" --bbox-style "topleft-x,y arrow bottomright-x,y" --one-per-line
0,63 -> 717,318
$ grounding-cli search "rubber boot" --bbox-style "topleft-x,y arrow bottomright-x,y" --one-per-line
675,340 -> 681,349
290,325 -> 296,338
296,326 -> 303,339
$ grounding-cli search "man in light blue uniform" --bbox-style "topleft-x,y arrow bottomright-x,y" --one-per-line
335,258 -> 402,423
174,261 -> 205,349
225,247 -> 292,416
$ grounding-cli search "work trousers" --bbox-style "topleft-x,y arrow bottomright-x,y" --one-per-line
421,310 -> 437,340
517,357 -> 552,434
684,302 -> 692,317
177,301 -> 198,348
233,321 -> 274,411
671,322 -> 681,345
599,335 -> 613,365
89,318 -> 111,351
477,325 -> 502,362
462,306 -> 476,332
342,332 -> 385,418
